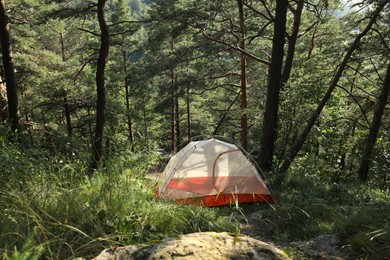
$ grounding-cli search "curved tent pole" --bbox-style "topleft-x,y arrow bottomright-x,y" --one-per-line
212,149 -> 240,193
160,139 -> 214,194
160,143 -> 197,194
210,135 -> 277,204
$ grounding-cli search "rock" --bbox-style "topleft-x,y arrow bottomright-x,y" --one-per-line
310,234 -> 340,253
238,210 -> 274,243
249,210 -> 268,219
93,232 -> 290,260
291,234 -> 347,259
93,245 -> 142,260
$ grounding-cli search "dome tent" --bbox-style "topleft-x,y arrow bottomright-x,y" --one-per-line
155,138 -> 274,207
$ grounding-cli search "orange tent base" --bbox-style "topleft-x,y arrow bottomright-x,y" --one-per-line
173,193 -> 274,207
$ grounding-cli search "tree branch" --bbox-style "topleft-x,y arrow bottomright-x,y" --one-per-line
77,27 -> 99,36
202,30 -> 270,66
213,91 -> 241,135
336,84 -> 371,126
241,0 -> 272,21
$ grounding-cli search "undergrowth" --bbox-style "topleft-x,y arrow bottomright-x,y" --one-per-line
267,157 -> 390,259
1,137 -> 389,260
0,140 -> 237,259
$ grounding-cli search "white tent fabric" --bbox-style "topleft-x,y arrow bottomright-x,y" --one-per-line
156,138 -> 274,207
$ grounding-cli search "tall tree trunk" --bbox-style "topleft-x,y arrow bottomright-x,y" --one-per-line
170,68 -> 180,152
258,0 -> 288,171
170,88 -> 181,152
237,0 -> 248,150
275,0 -> 304,166
171,81 -> 175,151
281,0 -> 304,86
279,1 -> 387,176
90,0 -> 109,173
0,0 -> 20,135
142,95 -> 148,136
358,62 -> 390,181
186,85 -> 191,140
63,91 -> 72,137
123,50 -> 134,152
174,87 -> 180,150
60,32 -> 72,137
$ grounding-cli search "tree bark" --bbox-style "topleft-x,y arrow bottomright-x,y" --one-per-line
0,0 -> 20,135
281,0 -> 304,86
237,0 -> 248,151
63,90 -> 72,137
258,0 -> 288,171
60,32 -> 73,137
90,0 -> 109,173
142,95 -> 148,136
171,80 -> 175,151
358,62 -> 390,181
279,1 -> 388,176
170,67 -> 180,152
186,85 -> 191,140
174,87 -> 180,150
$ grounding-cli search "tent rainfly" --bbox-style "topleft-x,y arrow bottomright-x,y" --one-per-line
155,138 -> 274,207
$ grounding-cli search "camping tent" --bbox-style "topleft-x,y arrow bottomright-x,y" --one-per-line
155,138 -> 274,207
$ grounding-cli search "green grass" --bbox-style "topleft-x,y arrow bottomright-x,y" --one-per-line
266,163 -> 390,259
1,138 -> 389,259
0,144 -> 238,259
334,205 -> 390,259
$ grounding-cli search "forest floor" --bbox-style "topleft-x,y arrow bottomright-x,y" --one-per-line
149,172 -> 349,259
237,209 -> 349,259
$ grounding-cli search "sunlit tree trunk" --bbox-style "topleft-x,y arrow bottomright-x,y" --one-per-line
358,62 -> 390,181
170,68 -> 180,152
0,0 -> 20,135
237,0 -> 248,150
90,0 -> 109,173
171,77 -> 175,151
186,85 -> 191,140
174,87 -> 180,150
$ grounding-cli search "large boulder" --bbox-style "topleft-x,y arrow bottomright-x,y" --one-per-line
93,232 -> 290,260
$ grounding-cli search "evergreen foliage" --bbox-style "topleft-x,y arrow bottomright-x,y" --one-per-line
0,0 -> 389,259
